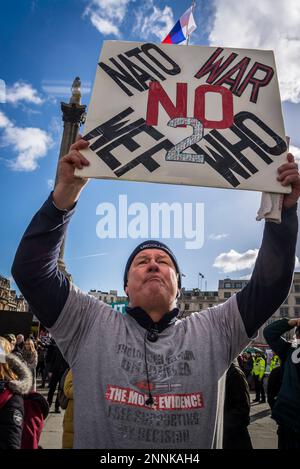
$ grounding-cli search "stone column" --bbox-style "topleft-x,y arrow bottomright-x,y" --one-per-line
55,77 -> 86,280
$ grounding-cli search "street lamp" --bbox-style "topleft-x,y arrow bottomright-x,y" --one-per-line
198,273 -> 204,290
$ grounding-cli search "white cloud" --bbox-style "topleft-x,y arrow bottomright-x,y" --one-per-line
7,275 -> 16,287
68,252 -> 108,261
42,80 -> 91,98
214,248 -> 300,274
0,112 -> 11,128
5,81 -> 43,105
84,0 -> 130,37
0,111 -> 53,172
48,117 -> 63,143
289,145 -> 300,163
209,233 -> 229,241
89,12 -> 119,36
84,0 -> 174,41
213,248 -> 259,273
47,179 -> 54,189
133,1 -> 174,41
209,0 -> 300,103
90,0 -> 129,22
0,79 -> 5,103
236,273 -> 252,280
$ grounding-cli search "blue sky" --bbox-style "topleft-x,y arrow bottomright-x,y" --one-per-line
0,0 -> 300,296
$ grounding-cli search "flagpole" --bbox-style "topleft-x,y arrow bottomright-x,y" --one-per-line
186,0 -> 196,46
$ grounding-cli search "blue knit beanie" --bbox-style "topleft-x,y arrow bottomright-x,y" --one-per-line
124,240 -> 181,289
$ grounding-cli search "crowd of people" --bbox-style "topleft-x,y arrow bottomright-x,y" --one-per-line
0,332 -> 72,449
223,347 -> 283,449
238,350 -> 276,404
1,320 -> 299,450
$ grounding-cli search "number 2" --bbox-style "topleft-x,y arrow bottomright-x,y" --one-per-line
165,117 -> 205,164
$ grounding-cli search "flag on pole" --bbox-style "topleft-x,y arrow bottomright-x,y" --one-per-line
162,6 -> 197,45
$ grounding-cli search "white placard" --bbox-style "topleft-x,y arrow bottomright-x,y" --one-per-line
77,41 -> 290,194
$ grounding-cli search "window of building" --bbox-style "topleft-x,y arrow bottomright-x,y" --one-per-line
224,292 -> 231,299
295,297 -> 300,305
235,283 -> 241,289
224,283 -> 231,288
206,291 -> 217,297
199,304 -> 203,310
294,285 -> 300,293
294,307 -> 300,315
209,303 -> 213,307
185,303 -> 189,310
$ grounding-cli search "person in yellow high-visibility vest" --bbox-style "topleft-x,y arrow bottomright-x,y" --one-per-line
252,352 -> 266,403
269,354 -> 281,372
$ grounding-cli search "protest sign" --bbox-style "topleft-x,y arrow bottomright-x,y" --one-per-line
77,41 -> 290,194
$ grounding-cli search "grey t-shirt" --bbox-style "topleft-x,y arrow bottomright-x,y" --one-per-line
50,284 -> 250,449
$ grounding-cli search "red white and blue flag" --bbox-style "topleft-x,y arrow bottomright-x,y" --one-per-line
162,6 -> 197,45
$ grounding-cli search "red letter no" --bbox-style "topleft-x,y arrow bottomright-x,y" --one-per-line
194,84 -> 233,129
146,82 -> 233,129
146,81 -> 187,126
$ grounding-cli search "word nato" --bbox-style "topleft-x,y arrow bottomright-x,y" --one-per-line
96,195 -> 204,249
99,44 -> 272,103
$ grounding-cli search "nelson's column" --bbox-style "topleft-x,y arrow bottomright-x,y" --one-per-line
55,77 -> 86,280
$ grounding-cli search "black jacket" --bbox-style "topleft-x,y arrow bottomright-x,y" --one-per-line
264,318 -> 300,432
0,383 -> 24,449
267,366 -> 283,410
223,362 -> 252,449
49,345 -> 68,375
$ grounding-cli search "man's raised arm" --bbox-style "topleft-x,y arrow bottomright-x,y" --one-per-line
263,318 -> 300,359
52,139 -> 90,210
237,154 -> 300,338
11,139 -> 90,328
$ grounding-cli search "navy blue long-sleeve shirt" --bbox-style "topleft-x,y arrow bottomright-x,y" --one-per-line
11,193 -> 298,336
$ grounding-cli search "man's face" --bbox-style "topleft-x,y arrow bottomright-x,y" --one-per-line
126,249 -> 179,312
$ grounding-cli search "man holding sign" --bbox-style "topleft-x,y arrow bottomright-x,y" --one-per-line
11,39 -> 300,448
11,138 -> 300,448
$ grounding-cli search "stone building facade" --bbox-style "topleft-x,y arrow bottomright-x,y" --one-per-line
0,275 -> 28,312
88,289 -> 128,313
178,272 -> 300,345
